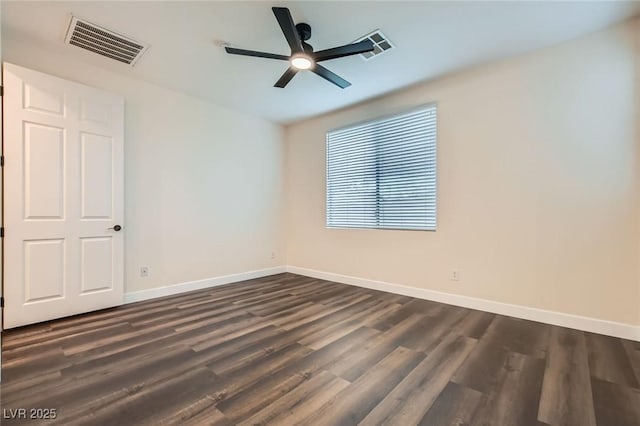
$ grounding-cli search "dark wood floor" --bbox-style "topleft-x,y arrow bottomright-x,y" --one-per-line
1,273 -> 639,426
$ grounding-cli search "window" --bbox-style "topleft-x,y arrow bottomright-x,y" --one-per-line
326,105 -> 437,231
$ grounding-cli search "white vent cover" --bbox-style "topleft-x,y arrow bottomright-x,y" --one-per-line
64,16 -> 149,66
355,30 -> 394,60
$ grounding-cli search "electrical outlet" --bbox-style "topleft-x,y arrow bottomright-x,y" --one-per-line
140,266 -> 149,278
450,270 -> 460,281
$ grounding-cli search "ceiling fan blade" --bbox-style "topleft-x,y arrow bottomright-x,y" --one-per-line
274,67 -> 298,88
312,65 -> 351,89
314,39 -> 374,62
272,7 -> 304,54
225,47 -> 289,61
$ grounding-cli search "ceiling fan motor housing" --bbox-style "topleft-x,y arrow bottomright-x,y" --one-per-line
296,23 -> 312,41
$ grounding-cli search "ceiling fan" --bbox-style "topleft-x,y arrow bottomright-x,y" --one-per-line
224,7 -> 374,89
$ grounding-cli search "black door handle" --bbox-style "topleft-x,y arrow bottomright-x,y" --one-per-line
108,225 -> 122,231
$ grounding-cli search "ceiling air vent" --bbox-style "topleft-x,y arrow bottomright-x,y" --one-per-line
355,30 -> 394,60
64,16 -> 149,66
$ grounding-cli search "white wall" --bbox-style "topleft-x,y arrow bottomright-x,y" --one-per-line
286,20 -> 640,326
2,36 -> 286,293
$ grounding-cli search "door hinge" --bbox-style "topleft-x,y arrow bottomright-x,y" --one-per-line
0,85 -> 3,96
0,297 -> 4,308
0,155 -> 4,167
0,227 -> 4,238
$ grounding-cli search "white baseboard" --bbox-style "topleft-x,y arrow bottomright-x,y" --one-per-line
286,266 -> 640,342
121,263 -> 639,342
124,266 -> 287,304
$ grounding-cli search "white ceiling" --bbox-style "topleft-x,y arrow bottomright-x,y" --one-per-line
3,1 -> 639,124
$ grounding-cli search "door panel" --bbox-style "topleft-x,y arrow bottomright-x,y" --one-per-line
24,83 -> 65,115
81,132 -> 113,219
80,237 -> 113,294
4,62 -> 125,328
24,123 -> 65,219
80,98 -> 112,125
24,239 -> 65,302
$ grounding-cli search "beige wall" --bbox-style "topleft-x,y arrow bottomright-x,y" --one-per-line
286,20 -> 640,326
3,37 -> 286,293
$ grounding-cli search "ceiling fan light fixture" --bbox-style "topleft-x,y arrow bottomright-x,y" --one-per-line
291,55 -> 314,70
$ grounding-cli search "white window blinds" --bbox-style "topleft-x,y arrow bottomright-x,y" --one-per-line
326,105 -> 437,231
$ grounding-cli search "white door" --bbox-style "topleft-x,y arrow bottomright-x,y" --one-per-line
3,63 -> 124,329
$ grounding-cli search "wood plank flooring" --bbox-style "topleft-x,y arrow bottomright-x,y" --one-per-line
1,273 -> 639,425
